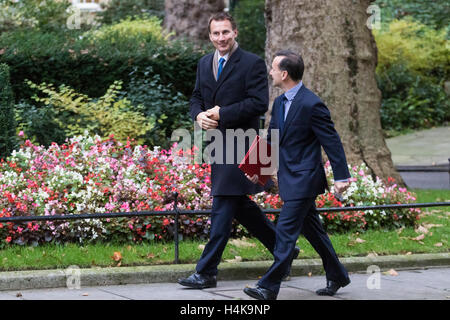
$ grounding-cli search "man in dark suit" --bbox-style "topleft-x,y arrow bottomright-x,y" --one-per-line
178,13 -> 299,290
244,50 -> 351,300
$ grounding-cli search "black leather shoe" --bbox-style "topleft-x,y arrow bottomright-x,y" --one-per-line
282,246 -> 300,281
244,286 -> 277,300
178,272 -> 217,289
316,278 -> 351,296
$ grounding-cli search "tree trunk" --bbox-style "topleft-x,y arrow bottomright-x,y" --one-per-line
164,0 -> 225,42
265,0 -> 403,184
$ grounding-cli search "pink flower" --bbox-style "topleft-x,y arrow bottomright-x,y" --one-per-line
120,202 -> 130,211
358,169 -> 365,177
18,131 -> 24,137
399,187 -> 407,193
105,202 -> 115,211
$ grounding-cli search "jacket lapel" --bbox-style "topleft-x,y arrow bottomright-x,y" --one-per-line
212,48 -> 242,101
280,85 -> 307,144
205,54 -> 216,84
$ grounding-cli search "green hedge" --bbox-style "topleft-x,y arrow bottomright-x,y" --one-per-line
0,23 -> 204,103
374,19 -> 450,134
98,0 -> 165,24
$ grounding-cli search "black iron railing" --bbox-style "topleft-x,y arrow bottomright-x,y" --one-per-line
0,193 -> 449,263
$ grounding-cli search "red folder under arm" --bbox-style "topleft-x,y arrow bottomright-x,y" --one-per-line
238,136 -> 275,186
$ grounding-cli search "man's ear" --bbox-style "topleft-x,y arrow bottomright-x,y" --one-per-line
281,70 -> 288,81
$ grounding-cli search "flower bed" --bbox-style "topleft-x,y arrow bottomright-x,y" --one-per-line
0,133 -> 420,246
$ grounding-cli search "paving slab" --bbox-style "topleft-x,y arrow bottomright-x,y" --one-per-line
386,126 -> 450,166
2,286 -> 128,300
99,283 -> 224,300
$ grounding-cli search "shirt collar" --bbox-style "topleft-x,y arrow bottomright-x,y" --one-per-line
284,81 -> 303,101
218,52 -> 229,62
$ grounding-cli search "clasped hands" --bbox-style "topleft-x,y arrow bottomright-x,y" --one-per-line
196,106 -> 220,130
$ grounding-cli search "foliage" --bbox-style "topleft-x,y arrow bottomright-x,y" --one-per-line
83,16 -> 171,48
0,0 -> 71,33
374,0 -> 450,34
377,63 -> 449,132
0,134 -> 420,247
25,80 -> 154,144
15,101 -> 66,147
121,66 -> 191,149
0,0 -> 38,32
0,25 -> 203,103
98,0 -> 165,25
231,0 -> 266,57
0,63 -> 17,159
374,19 -> 450,132
374,19 -> 449,79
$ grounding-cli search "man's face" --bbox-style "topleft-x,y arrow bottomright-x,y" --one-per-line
209,19 -> 238,56
270,56 -> 286,88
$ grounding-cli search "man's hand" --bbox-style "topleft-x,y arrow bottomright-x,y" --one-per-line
334,180 -> 349,194
270,175 -> 278,188
206,105 -> 220,121
245,173 -> 259,184
196,111 -> 218,130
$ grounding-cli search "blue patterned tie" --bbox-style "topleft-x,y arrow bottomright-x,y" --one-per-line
217,57 -> 225,80
279,95 -> 287,133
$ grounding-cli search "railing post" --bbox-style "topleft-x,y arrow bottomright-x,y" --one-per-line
173,192 -> 180,264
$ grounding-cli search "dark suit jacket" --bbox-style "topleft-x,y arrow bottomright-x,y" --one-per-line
267,85 -> 350,201
190,47 -> 269,196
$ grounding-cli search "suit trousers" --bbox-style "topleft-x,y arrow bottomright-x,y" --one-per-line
196,195 -> 277,276
258,197 -> 349,294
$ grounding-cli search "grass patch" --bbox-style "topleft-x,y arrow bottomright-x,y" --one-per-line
0,189 -> 448,272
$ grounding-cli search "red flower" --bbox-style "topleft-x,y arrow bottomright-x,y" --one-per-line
5,236 -> 12,243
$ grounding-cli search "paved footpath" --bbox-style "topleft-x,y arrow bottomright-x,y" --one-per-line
386,126 -> 450,167
386,126 -> 450,189
1,266 -> 449,300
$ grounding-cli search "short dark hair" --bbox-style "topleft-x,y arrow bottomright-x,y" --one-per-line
275,50 -> 304,81
208,12 -> 237,33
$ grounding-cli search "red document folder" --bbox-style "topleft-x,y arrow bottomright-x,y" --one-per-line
238,135 -> 275,186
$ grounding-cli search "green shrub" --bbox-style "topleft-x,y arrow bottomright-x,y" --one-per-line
0,63 -> 17,159
15,101 -> 66,146
374,19 -> 450,133
0,26 -> 203,103
122,66 -> 191,149
374,19 -> 449,79
378,64 -> 449,133
83,16 -> 171,47
98,0 -> 165,25
232,0 -> 266,57
0,0 -> 38,32
26,80 -> 154,144
0,0 -> 71,33
374,0 -> 450,33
